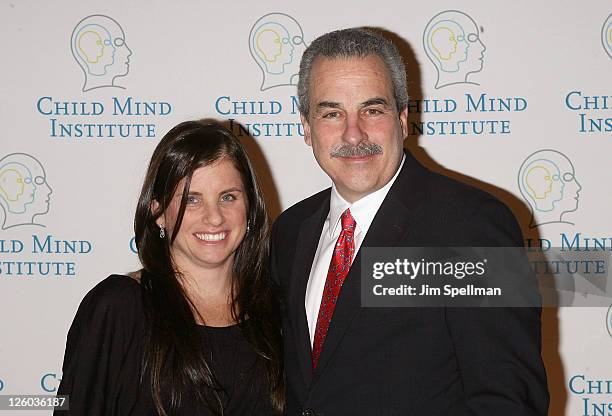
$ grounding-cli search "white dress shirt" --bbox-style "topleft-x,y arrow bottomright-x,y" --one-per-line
304,155 -> 406,345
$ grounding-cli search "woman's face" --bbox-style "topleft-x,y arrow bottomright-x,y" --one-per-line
158,158 -> 248,276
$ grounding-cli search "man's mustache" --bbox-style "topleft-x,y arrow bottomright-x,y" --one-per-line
330,142 -> 383,158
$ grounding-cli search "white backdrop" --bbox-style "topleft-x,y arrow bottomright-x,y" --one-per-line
1,1 -> 611,414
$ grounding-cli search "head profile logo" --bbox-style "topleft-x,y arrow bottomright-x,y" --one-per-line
71,15 -> 132,92
249,13 -> 307,91
424,10 -> 486,89
518,149 -> 582,228
607,304 -> 612,340
0,153 -> 52,230
602,13 -> 612,60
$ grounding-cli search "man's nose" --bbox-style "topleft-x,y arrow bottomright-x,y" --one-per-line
341,113 -> 367,146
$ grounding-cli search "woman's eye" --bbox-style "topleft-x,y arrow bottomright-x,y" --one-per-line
221,194 -> 236,202
186,195 -> 200,204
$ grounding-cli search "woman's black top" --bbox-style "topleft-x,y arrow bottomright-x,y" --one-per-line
54,275 -> 275,415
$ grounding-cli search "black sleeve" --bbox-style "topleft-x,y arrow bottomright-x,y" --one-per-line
54,275 -> 145,416
446,199 -> 549,415
270,219 -> 281,287
270,219 -> 288,328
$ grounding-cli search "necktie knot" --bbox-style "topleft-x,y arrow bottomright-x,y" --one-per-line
340,208 -> 356,232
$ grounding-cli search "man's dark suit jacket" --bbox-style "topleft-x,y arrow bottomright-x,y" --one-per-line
271,150 -> 549,416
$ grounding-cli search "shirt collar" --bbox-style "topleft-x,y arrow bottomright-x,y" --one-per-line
328,154 -> 406,237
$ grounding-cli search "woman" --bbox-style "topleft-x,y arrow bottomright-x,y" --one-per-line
55,121 -> 283,415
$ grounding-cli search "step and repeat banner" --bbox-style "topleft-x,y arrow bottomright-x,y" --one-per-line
1,1 -> 611,414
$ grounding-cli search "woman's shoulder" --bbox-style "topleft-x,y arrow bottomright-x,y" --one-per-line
77,273 -> 145,321
86,273 -> 142,298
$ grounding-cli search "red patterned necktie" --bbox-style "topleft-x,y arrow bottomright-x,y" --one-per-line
312,208 -> 356,370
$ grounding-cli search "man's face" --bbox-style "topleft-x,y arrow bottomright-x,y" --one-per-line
301,55 -> 407,202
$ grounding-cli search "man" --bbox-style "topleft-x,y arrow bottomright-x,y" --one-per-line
271,28 -> 548,415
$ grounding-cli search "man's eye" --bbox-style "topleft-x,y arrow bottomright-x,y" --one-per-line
365,108 -> 383,116
322,111 -> 340,119
221,194 -> 236,202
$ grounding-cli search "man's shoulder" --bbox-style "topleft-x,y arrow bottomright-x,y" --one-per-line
395,151 -> 506,213
274,187 -> 330,227
423,170 -> 502,209
394,163 -> 523,245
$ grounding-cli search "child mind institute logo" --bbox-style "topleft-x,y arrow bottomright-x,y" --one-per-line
518,150 -> 582,228
71,15 -> 132,92
424,10 -> 486,89
0,154 -> 52,230
249,13 -> 307,91
603,13 -> 612,60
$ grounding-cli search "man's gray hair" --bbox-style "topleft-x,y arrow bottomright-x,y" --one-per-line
297,28 -> 408,119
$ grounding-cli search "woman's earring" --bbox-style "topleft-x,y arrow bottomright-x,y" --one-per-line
159,225 -> 166,239
246,220 -> 251,234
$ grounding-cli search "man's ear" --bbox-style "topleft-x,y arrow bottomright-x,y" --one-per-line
399,107 -> 408,138
301,114 -> 313,147
151,200 -> 164,227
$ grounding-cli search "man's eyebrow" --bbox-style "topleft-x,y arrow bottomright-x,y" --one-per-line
315,101 -> 343,111
360,97 -> 390,108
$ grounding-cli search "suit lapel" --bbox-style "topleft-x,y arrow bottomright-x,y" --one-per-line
290,192 -> 330,388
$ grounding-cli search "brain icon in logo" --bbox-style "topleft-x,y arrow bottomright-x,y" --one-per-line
424,10 -> 486,89
71,15 -> 132,92
249,13 -> 307,90
0,153 -> 52,230
603,13 -> 612,60
518,150 -> 582,228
